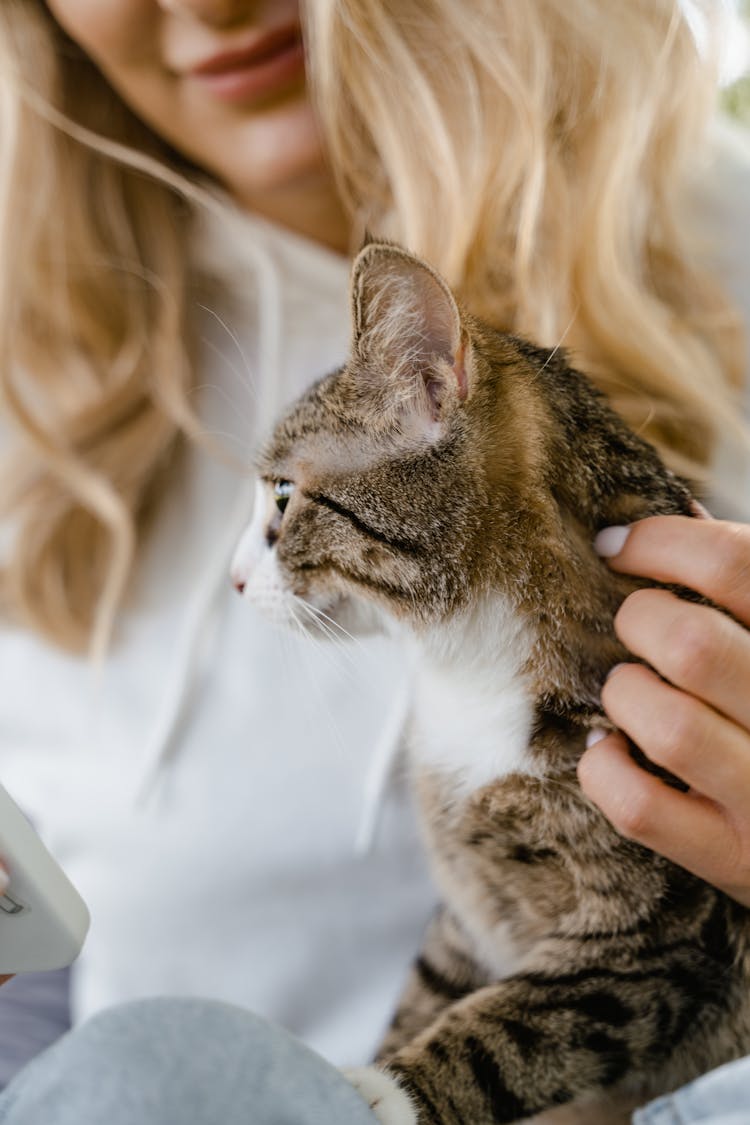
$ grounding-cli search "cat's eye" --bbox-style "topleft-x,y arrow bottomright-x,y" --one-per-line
273,480 -> 295,516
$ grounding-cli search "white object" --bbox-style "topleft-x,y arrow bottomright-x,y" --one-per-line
0,782 -> 89,974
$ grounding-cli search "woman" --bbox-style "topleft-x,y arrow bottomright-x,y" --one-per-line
0,1 -> 748,1122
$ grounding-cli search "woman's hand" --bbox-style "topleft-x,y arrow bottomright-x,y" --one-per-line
578,515 -> 750,907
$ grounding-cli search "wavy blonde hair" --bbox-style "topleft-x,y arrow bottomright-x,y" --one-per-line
0,0 -> 744,651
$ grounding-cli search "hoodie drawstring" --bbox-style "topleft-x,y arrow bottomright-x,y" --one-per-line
136,211 -> 283,802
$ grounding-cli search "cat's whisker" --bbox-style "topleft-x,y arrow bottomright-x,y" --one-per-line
281,608 -> 347,704
277,614 -> 352,764
273,615 -> 299,676
198,303 -> 258,393
184,382 -> 259,459
282,605 -> 352,763
197,344 -> 262,412
292,602 -> 345,654
286,601 -> 316,641
290,595 -> 338,637
632,398 -> 657,439
291,599 -> 365,682
191,364 -> 261,425
296,611 -> 347,655
298,599 -> 371,654
532,302 -> 580,381
293,610 -> 375,699
191,425 -> 256,459
191,368 -> 258,403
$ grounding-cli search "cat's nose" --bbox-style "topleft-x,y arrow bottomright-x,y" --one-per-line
232,577 -> 246,595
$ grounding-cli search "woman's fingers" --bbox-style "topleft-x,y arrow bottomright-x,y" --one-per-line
578,732 -> 750,907
612,588 -> 750,732
584,514 -> 750,907
600,662 -> 750,807
595,516 -> 750,625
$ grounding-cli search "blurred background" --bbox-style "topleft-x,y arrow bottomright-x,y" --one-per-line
719,0 -> 750,121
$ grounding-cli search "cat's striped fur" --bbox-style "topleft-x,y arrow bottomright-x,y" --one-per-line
233,243 -> 750,1124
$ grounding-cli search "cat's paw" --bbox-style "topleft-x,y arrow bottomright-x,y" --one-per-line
343,1065 -> 418,1125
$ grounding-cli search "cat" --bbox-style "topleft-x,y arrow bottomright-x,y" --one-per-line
231,242 -> 750,1125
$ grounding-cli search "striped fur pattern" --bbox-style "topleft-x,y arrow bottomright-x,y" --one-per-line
233,243 -> 750,1123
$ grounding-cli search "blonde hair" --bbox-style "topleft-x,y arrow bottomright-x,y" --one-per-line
0,0 -> 744,651
307,0 -> 744,449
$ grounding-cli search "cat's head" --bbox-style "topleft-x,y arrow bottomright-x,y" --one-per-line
231,243 -> 545,635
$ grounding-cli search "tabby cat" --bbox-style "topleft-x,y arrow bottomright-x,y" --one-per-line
231,243 -> 750,1125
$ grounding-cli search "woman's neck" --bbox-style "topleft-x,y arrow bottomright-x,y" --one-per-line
233,167 -> 352,255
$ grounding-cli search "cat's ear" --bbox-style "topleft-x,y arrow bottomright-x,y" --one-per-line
350,243 -> 470,425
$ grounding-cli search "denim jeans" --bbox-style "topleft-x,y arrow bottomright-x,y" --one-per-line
0,997 -> 378,1125
0,995 -> 748,1124
633,1055 -> 750,1125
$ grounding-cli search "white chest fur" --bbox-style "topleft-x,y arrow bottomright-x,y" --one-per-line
410,596 -> 537,796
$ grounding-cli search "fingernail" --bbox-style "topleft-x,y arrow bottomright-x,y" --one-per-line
689,500 -> 714,520
585,729 -> 608,748
0,866 -> 9,895
605,662 -> 628,682
593,526 -> 631,557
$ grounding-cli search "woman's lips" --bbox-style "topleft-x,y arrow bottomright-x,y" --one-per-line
187,26 -> 305,105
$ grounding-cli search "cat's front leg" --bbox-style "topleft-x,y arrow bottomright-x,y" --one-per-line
377,939 -> 733,1125
343,1067 -> 419,1125
344,909 -> 487,1123
376,907 -> 488,1061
